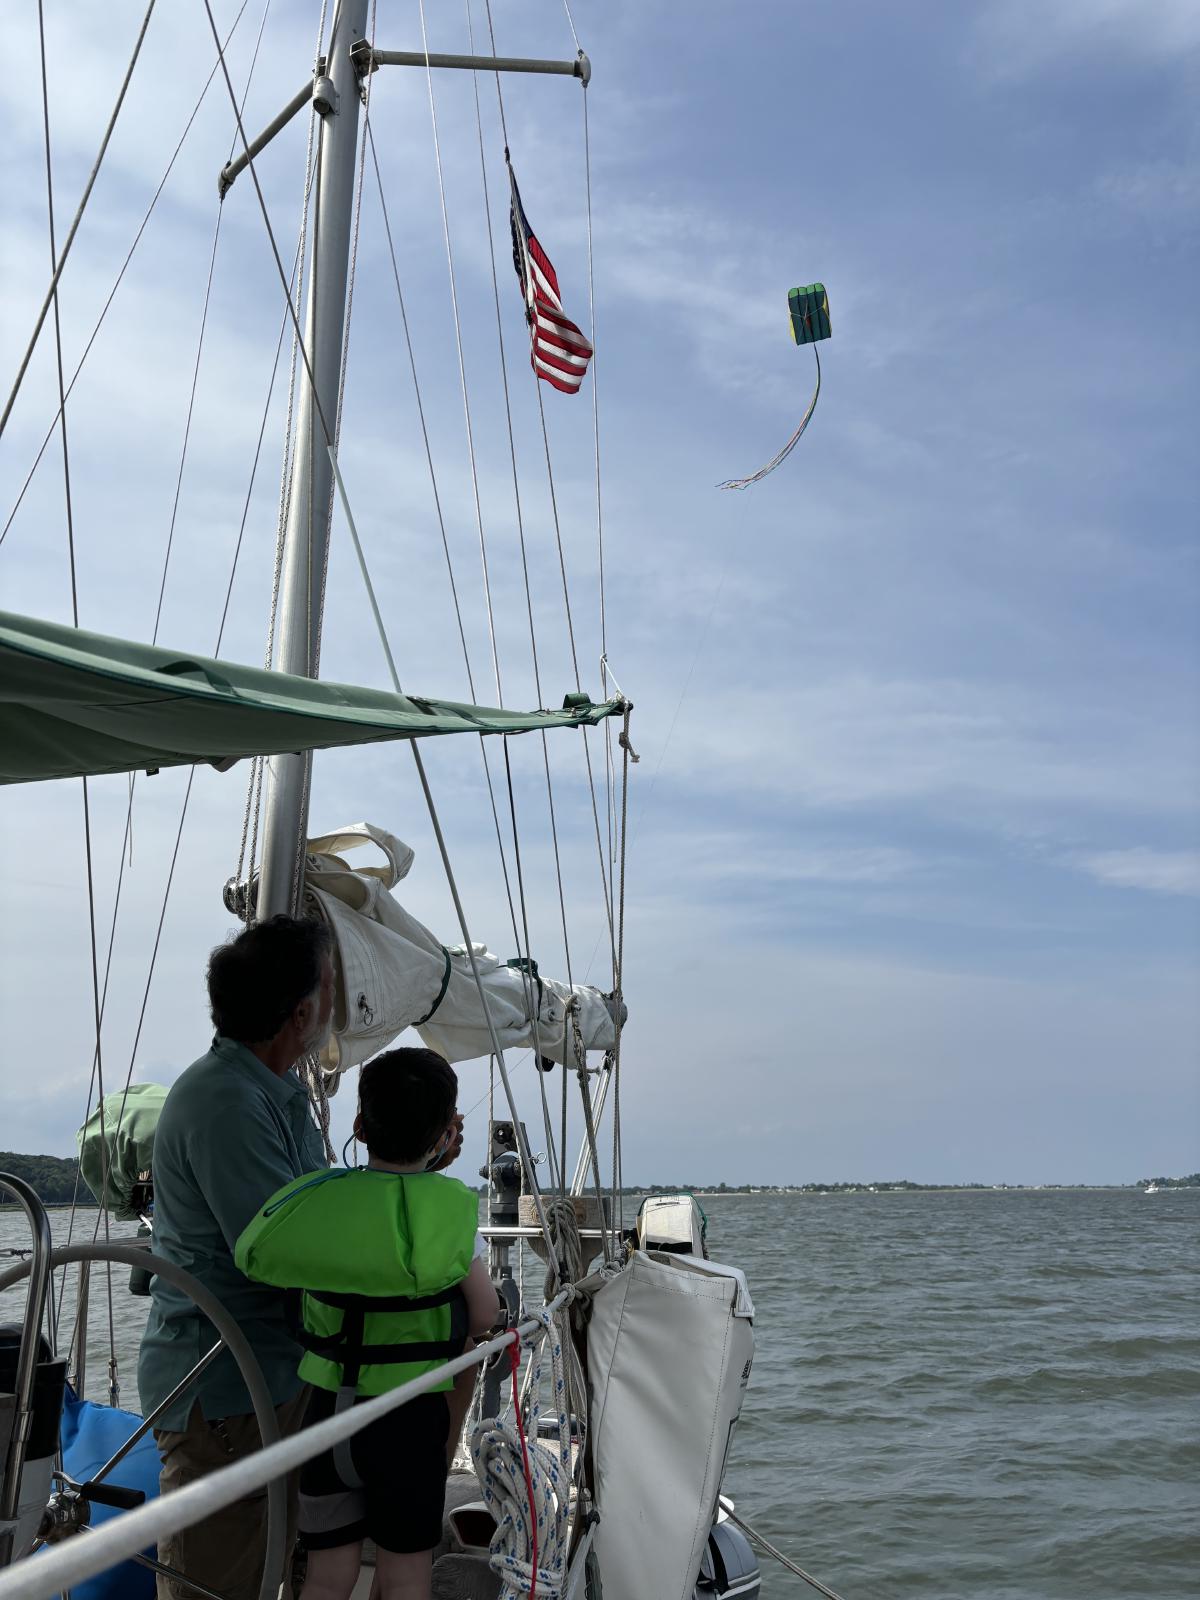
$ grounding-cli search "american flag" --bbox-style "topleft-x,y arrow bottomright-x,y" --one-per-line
508,164 -> 593,395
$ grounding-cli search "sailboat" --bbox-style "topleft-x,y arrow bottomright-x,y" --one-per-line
1,5 -> 765,1600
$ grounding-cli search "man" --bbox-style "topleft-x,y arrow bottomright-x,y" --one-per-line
138,914 -> 336,1600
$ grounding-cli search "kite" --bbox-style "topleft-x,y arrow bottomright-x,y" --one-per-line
718,283 -> 831,490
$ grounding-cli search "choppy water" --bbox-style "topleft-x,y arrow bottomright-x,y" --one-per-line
3,1190 -> 1198,1599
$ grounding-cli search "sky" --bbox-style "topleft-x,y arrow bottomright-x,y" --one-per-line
1,0 -> 1197,1187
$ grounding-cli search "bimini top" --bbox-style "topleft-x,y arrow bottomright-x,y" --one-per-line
0,609 -> 622,785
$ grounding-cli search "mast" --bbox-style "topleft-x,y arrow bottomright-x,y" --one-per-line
257,0 -> 370,921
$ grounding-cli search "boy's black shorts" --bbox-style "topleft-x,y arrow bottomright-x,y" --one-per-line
298,1386 -> 451,1554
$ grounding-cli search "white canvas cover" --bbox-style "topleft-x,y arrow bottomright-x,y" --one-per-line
585,1250 -> 755,1600
303,823 -> 620,1075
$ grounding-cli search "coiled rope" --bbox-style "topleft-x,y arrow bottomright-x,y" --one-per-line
471,1305 -> 572,1600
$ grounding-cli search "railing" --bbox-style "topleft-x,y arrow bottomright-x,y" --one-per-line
0,1242 -> 286,1600
0,1239 -> 569,1600
0,1176 -> 53,1568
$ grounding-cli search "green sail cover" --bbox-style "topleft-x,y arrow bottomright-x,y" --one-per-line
0,610 -> 622,785
77,1083 -> 168,1219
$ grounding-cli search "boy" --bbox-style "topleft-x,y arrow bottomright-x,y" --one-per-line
236,1048 -> 499,1600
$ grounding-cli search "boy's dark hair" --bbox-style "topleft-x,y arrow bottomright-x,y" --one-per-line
359,1048 -> 458,1164
207,915 -> 332,1044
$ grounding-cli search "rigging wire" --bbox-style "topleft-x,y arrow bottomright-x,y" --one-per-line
150,215 -> 228,644
415,0 -> 504,706
410,11 -> 572,1161
475,0 -> 619,1209
578,65 -> 621,983
463,0 -> 582,1194
200,0 -> 339,451
365,74 -> 561,1183
236,24 -> 326,904
0,0 -> 254,553
326,453 -> 563,1263
611,707 -> 633,1230
79,312 -> 298,1286
35,0 -> 118,1386
362,120 -> 475,692
197,0 -> 379,940
479,0 -> 617,956
361,112 -> 543,994
558,0 -> 583,55
720,1503 -> 852,1600
0,0 -> 158,442
533,375 -> 616,949
45,0 -> 282,1339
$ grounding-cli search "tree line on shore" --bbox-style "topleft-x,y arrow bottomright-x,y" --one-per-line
3,1152 -> 1197,1207
0,1152 -> 81,1205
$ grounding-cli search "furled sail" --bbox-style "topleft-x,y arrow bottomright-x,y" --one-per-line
246,824 -> 622,1075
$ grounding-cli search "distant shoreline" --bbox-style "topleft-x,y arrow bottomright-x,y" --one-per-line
5,1180 -> 1198,1215
684,1185 -> 1167,1196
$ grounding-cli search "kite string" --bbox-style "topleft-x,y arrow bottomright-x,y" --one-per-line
717,344 -> 821,491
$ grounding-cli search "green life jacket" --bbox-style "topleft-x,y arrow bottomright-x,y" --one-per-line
235,1166 -> 479,1397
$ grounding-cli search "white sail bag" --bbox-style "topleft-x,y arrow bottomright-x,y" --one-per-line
586,1250 -> 755,1600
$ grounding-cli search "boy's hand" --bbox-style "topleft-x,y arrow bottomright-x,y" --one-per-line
428,1113 -> 464,1172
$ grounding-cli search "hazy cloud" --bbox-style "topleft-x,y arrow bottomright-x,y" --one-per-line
1075,849 -> 1200,897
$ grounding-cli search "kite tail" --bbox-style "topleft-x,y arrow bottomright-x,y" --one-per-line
717,346 -> 821,491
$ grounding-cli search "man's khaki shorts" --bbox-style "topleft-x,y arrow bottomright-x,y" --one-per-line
153,1387 -> 310,1600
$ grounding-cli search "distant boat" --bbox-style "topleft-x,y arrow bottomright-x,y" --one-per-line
1144,1183 -> 1161,1194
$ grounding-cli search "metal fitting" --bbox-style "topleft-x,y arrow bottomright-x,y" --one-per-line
312,74 -> 338,116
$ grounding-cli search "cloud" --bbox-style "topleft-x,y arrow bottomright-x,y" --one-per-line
974,0 -> 1200,77
2,0 -> 1197,1190
1075,848 -> 1200,897
649,674 -> 1198,826
1096,160 -> 1200,220
683,836 -> 923,887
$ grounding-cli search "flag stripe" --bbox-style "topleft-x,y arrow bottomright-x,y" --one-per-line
510,164 -> 593,395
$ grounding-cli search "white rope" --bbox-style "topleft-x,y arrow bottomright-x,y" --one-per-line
540,1198 -> 583,1302
0,1296 -> 570,1600
471,1306 -> 572,1600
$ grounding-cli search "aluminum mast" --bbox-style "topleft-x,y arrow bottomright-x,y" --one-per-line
257,0 -> 370,920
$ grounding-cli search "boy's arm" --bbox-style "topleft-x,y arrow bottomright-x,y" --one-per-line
461,1256 -> 501,1338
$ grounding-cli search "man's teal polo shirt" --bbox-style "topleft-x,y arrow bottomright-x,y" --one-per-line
137,1036 -> 328,1429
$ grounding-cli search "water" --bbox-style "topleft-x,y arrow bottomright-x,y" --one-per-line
3,1190 -> 1197,1599
711,1189 -> 1200,1600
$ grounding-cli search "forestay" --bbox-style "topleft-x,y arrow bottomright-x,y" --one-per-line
300,824 -> 621,1073
0,610 -> 621,785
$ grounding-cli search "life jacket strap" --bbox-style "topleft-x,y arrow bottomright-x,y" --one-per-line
286,1285 -> 471,1391
305,1285 -> 464,1314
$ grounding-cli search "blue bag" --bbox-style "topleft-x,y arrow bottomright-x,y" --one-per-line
51,1389 -> 161,1599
